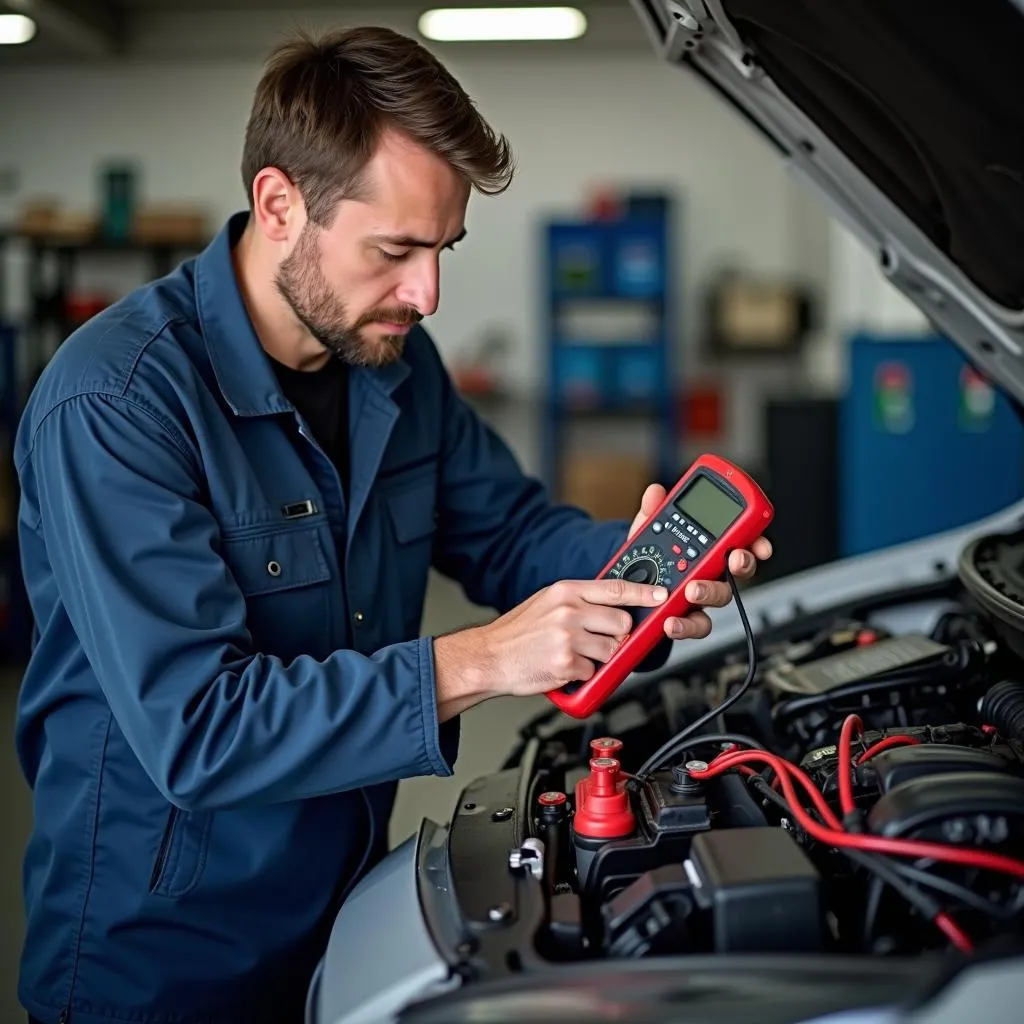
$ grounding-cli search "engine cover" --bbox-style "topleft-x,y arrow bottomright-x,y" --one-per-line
867,772 -> 1024,846
869,744 -> 1015,794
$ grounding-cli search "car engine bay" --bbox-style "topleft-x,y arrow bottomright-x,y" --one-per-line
439,523 -> 1024,977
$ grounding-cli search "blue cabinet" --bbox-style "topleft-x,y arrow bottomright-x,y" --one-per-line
840,333 -> 1024,556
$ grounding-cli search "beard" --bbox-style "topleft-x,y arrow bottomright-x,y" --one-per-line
274,224 -> 422,368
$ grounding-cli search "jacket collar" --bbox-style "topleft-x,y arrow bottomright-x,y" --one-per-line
194,212 -> 410,417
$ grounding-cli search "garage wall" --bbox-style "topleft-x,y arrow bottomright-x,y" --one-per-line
0,45 -> 832,426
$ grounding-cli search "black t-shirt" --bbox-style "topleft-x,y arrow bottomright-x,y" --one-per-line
270,354 -> 349,497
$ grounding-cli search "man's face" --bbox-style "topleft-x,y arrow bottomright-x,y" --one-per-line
275,129 -> 470,368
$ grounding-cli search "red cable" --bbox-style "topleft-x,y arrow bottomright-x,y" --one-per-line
934,912 -> 974,954
838,714 -> 864,816
705,748 -> 757,779
698,744 -> 985,954
702,748 -> 843,829
692,750 -> 1024,881
856,735 -> 921,764
708,747 -> 757,778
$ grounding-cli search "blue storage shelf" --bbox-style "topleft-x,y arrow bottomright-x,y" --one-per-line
542,198 -> 679,494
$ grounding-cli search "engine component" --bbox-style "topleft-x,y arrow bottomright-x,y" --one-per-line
601,864 -> 694,958
766,634 -> 949,698
571,765 -> 716,903
685,827 -> 823,953
800,723 -> 1008,804
590,736 -> 624,759
868,744 -> 1015,795
535,790 -> 572,895
959,530 -> 1024,660
641,770 -> 713,834
573,757 -> 635,840
772,637 -> 992,731
770,621 -> 888,675
572,756 -> 636,889
981,680 -> 1024,744
867,773 -> 1024,845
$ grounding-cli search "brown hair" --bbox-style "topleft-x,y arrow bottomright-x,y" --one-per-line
241,26 -> 516,225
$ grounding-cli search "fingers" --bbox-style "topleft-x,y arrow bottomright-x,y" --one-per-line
727,537 -> 773,580
663,536 -> 775,645
549,647 -> 598,686
684,579 -> 733,607
640,482 -> 667,516
578,604 -> 634,639
627,482 -> 667,540
574,578 -> 669,608
573,628 -> 625,666
664,611 -> 712,640
728,548 -> 758,579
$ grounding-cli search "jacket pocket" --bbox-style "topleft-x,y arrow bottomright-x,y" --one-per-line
149,805 -> 212,899
386,478 -> 438,546
220,521 -> 335,659
222,522 -> 331,596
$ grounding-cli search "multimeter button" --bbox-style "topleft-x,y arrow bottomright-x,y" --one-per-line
687,547 -> 698,559
698,534 -> 708,544
672,544 -> 681,554
672,513 -> 680,521
677,559 -> 688,571
652,521 -> 663,534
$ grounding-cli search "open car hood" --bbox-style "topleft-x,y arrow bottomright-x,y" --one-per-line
630,0 -> 1024,405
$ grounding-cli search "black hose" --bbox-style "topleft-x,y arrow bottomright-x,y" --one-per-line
981,680 -> 1024,743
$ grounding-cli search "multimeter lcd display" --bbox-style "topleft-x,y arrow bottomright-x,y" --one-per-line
673,475 -> 743,537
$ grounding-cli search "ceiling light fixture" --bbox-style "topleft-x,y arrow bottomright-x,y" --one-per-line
418,6 -> 587,42
0,13 -> 36,45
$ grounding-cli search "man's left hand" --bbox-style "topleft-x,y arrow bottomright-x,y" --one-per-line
627,483 -> 773,641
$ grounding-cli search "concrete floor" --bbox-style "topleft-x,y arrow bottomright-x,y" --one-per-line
0,569 -> 546,1021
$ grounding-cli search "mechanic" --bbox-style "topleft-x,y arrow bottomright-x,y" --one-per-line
13,25 -> 771,1024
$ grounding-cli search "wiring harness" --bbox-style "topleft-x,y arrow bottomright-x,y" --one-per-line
635,561 -> 1023,955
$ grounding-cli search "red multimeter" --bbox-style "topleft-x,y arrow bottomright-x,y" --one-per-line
547,453 -> 774,719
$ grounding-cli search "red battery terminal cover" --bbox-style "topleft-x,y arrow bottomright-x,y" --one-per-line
538,791 -> 568,807
573,756 -> 636,839
590,736 -> 624,758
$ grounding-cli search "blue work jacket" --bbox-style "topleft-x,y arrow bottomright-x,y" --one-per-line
13,213 -> 634,1023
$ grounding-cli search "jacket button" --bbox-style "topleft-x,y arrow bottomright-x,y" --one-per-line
267,560 -> 282,577
353,611 -> 365,624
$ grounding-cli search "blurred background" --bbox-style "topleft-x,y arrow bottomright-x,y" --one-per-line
1,1 -> 1023,1016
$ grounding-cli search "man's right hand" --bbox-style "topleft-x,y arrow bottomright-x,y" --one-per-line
433,578 -> 668,719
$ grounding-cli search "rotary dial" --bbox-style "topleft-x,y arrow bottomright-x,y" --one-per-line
607,544 -> 670,587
